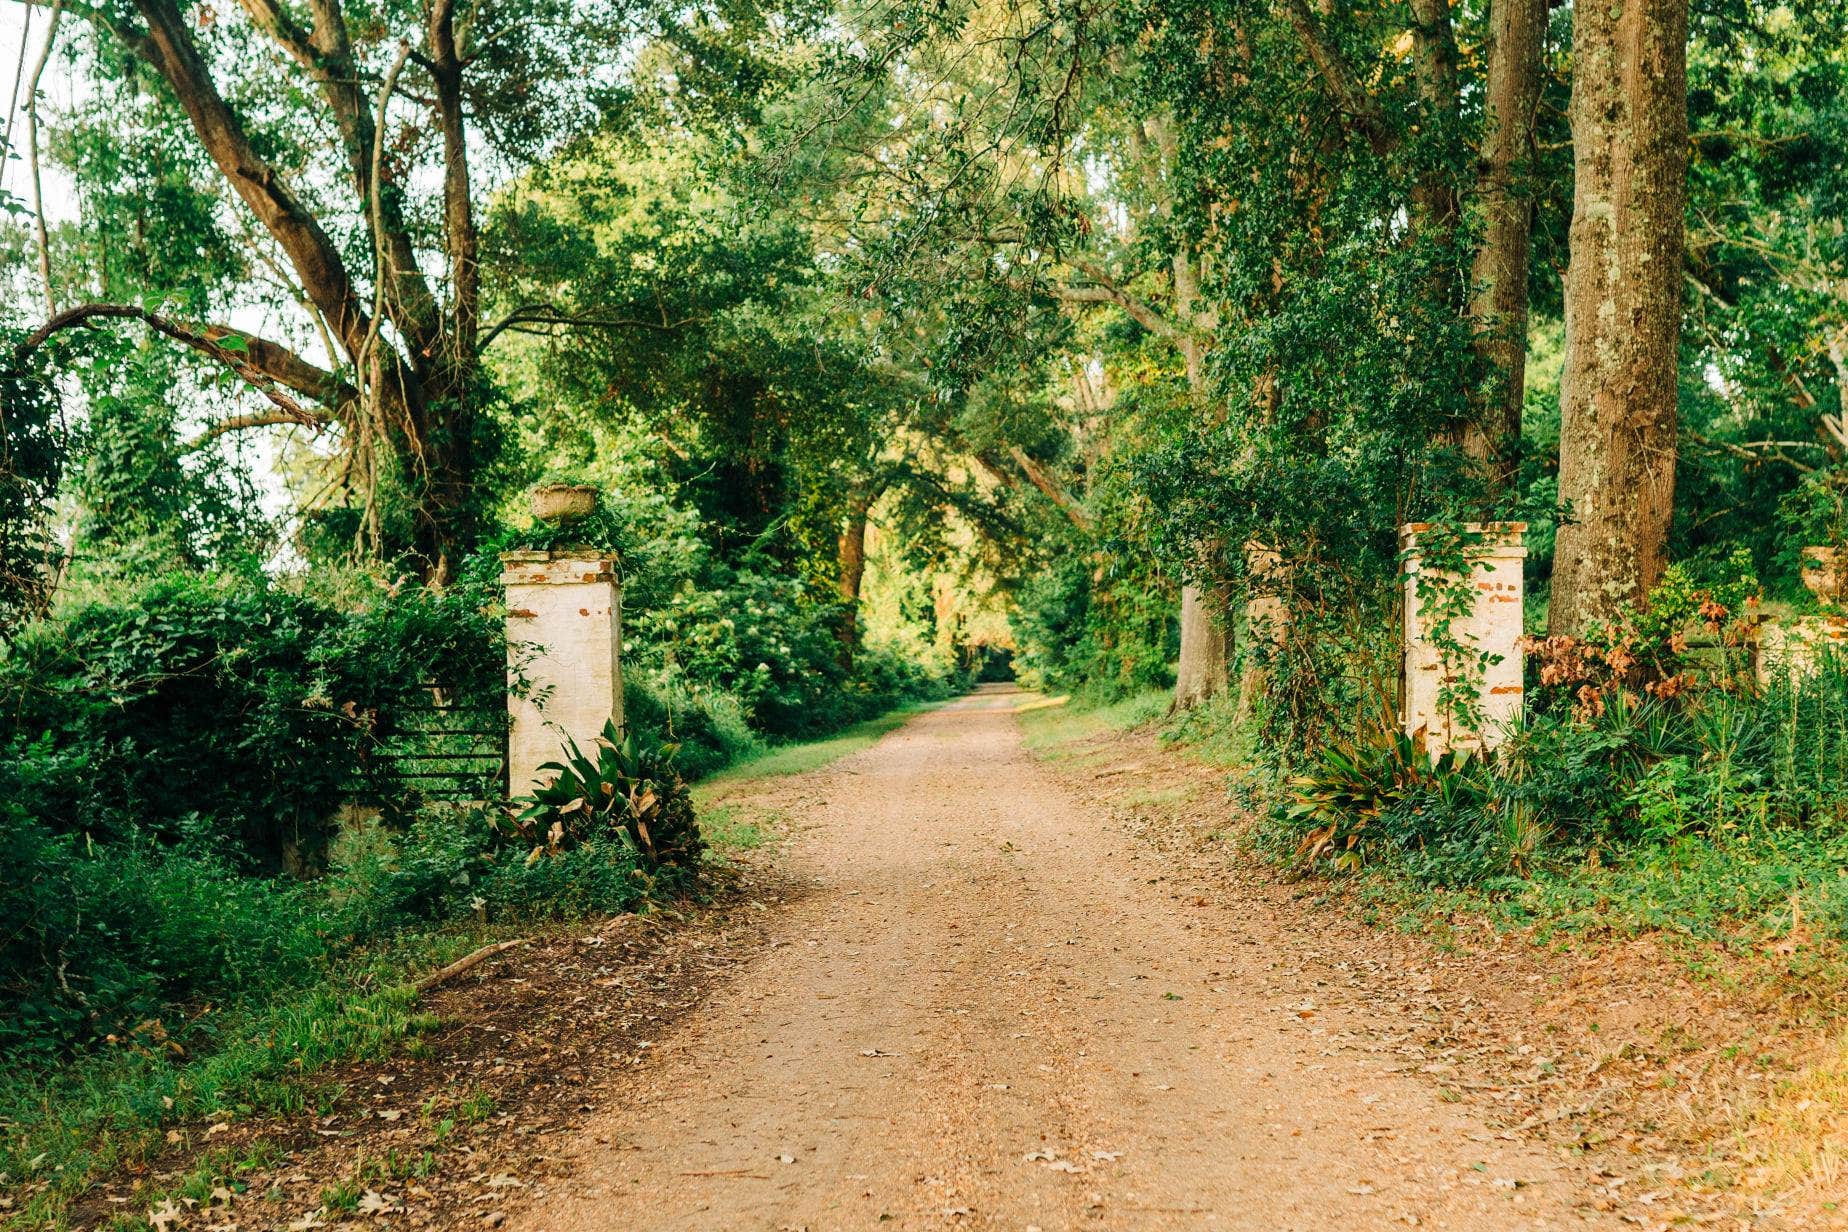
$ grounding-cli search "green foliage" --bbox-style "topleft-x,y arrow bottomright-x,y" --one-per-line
0,336 -> 63,637
629,559 -> 952,740
488,490 -> 632,561
1278,652 -> 1848,896
510,720 -> 704,872
1284,735 -> 1494,880
0,805 -> 322,1060
0,818 -> 642,1223
623,675 -> 764,781
0,793 -> 646,1064
1011,550 -> 1176,696
0,571 -> 504,872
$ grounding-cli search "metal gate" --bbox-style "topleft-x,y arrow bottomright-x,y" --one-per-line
363,685 -> 508,803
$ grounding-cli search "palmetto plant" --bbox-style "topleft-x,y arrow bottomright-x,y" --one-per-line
508,720 -> 702,871
1286,732 -> 1479,871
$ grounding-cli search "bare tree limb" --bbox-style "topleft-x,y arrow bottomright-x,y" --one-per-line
479,305 -> 703,350
1058,259 -> 1180,339
1684,430 -> 1831,477
186,408 -> 332,451
411,937 -> 529,995
1007,446 -> 1092,531
24,0 -> 64,316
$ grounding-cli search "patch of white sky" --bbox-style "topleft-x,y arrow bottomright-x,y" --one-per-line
2,0 -> 321,543
2,3 -> 78,223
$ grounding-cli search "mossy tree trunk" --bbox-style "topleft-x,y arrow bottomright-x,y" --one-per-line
1549,0 -> 1689,635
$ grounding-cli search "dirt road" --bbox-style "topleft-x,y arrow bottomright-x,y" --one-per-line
512,687 -> 1622,1231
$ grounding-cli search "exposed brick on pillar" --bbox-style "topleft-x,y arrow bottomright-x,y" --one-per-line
1400,523 -> 1526,755
500,551 -> 623,795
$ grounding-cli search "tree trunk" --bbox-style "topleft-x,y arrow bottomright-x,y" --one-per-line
1549,0 -> 1689,635
1235,540 -> 1288,721
1171,296 -> 1230,710
1408,0 -> 1462,241
1174,580 -> 1230,710
113,0 -> 480,583
836,486 -> 873,670
1463,0 -> 1549,487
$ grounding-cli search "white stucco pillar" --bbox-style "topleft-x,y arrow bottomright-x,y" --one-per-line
1757,615 -> 1848,686
1400,522 -> 1526,755
500,550 -> 623,795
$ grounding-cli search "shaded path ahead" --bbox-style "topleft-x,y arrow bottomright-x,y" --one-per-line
513,687 -> 1615,1231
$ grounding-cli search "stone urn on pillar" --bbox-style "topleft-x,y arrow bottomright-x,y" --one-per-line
1400,522 -> 1526,755
501,485 -> 623,796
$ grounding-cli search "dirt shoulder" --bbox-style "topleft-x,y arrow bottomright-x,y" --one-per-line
1023,702 -> 1847,1228
60,862 -> 796,1232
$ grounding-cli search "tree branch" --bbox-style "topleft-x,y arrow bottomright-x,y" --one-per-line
15,303 -> 355,434
24,0 -> 64,317
185,408 -> 331,451
125,0 -> 375,362
1057,259 -> 1180,339
429,0 -> 477,360
1684,430 -> 1830,477
1281,0 -> 1394,156
1007,446 -> 1091,531
479,305 -> 702,350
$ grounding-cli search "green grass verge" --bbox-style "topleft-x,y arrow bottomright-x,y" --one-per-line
1018,687 -> 1848,962
0,919 -> 523,1230
696,699 -> 945,788
1350,824 -> 1848,959
1016,688 -> 1168,755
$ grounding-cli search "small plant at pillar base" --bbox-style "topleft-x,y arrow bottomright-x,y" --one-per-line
506,720 -> 703,872
1283,731 -> 1487,874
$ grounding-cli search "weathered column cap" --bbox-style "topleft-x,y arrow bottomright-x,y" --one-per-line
498,551 -> 619,586
1399,521 -> 1528,558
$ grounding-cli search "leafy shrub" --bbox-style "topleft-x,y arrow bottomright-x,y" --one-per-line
1011,551 -> 1175,696
509,720 -> 703,871
623,675 -> 762,780
331,804 -> 650,938
0,793 -> 656,1058
628,563 -> 955,740
0,572 -> 503,872
1522,549 -> 1760,719
1285,733 -> 1493,879
0,801 -> 324,1059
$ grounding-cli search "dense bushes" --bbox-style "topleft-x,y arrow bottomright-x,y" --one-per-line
0,472 -> 954,1072
1011,552 -> 1175,696
0,794 -> 655,1060
1279,647 -> 1848,897
0,572 -> 504,872
629,561 -> 954,739
0,549 -> 950,1064
0,569 -> 618,1060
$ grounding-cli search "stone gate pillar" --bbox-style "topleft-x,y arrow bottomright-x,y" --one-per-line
500,550 -> 623,795
1400,522 -> 1526,755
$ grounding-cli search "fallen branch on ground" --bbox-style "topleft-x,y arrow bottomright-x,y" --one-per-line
413,938 -> 529,995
